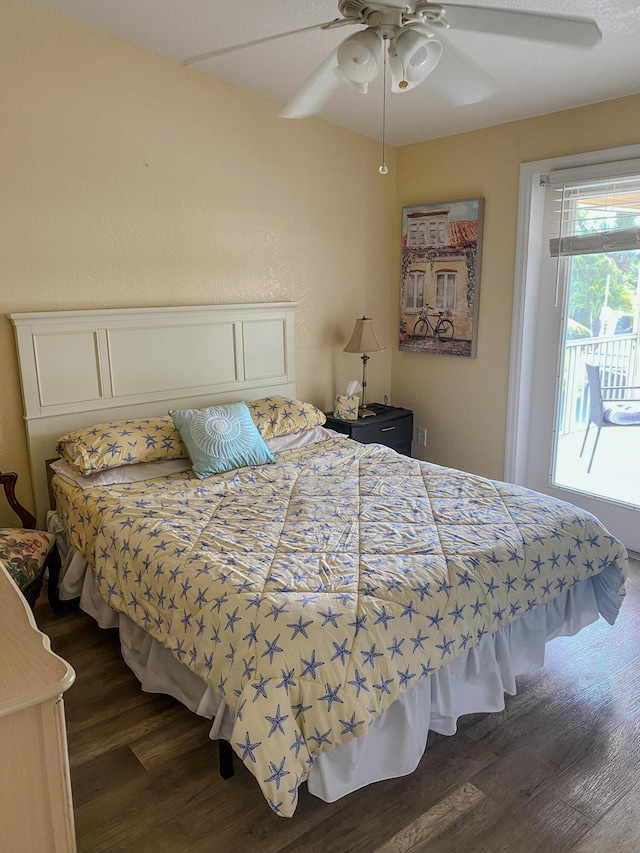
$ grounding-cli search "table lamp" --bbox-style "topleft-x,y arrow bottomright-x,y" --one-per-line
343,316 -> 385,418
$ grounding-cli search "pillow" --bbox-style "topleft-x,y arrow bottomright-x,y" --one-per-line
603,403 -> 640,425
50,457 -> 192,489
265,425 -> 333,454
247,395 -> 326,440
170,401 -> 275,479
56,417 -> 187,475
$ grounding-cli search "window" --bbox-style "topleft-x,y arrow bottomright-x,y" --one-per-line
405,270 -> 425,312
549,168 -> 640,338
507,145 -> 640,538
508,150 -> 640,535
435,271 -> 456,312
408,222 -> 427,248
549,173 -> 640,257
428,218 -> 447,247
407,214 -> 448,248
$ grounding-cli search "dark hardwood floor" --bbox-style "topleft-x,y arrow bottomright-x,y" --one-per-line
35,557 -> 639,853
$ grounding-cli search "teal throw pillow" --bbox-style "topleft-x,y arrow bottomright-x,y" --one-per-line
169,401 -> 275,479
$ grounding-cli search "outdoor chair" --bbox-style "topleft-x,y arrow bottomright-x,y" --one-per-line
579,363 -> 640,473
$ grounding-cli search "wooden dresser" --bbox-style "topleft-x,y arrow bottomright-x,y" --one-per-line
0,563 -> 76,852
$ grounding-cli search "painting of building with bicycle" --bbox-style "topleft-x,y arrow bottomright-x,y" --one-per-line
399,198 -> 484,358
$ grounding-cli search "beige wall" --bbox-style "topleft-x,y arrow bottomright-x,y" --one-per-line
3,0 -> 640,525
0,0 -> 395,522
394,94 -> 640,479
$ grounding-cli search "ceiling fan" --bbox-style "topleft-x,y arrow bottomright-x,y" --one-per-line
183,2 -> 602,119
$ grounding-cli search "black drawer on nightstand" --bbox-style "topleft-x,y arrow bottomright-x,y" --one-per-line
324,404 -> 413,457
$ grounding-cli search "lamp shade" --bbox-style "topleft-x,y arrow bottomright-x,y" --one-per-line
336,29 -> 381,86
343,317 -> 385,354
389,32 -> 443,93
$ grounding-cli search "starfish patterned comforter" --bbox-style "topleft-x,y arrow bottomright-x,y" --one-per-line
53,433 -> 627,817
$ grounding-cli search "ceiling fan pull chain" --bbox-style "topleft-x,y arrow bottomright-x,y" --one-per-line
379,39 -> 388,175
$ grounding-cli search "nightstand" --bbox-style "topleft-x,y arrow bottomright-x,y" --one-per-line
324,403 -> 413,457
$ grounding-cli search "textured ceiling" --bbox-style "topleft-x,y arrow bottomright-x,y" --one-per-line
30,0 -> 640,146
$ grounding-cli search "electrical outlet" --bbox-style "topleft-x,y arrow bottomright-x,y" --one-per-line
417,427 -> 427,446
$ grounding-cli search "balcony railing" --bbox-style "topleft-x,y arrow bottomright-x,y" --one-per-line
559,333 -> 638,435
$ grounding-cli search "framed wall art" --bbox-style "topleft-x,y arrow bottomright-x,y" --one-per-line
399,198 -> 484,358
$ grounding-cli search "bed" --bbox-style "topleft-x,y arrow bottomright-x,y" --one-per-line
10,303 -> 628,818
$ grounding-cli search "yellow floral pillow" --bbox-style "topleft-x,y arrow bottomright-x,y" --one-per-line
56,417 -> 187,475
247,396 -> 326,439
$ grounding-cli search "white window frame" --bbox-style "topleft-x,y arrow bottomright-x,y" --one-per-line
435,270 -> 457,312
428,218 -> 447,247
405,270 -> 426,312
408,216 -> 448,248
506,143 -> 640,486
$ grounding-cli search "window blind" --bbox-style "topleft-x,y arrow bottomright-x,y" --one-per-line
548,161 -> 640,258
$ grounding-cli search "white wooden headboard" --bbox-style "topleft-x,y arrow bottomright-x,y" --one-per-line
10,302 -> 297,524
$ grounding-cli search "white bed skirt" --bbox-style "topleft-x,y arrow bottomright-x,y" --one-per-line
51,514 -> 621,804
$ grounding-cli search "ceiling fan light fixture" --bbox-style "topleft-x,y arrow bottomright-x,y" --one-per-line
389,30 -> 442,92
189,0 -> 602,130
333,67 -> 369,94
411,44 -> 432,68
336,28 -> 382,85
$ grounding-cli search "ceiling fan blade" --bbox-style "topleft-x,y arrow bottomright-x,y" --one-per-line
278,49 -> 342,119
441,4 -> 602,47
183,18 -> 354,66
427,36 -> 495,105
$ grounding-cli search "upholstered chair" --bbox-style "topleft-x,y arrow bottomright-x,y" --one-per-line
0,470 -> 60,611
